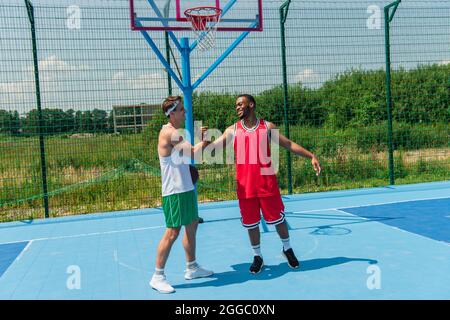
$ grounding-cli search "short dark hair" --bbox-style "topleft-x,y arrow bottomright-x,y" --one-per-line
237,94 -> 256,107
161,96 -> 182,117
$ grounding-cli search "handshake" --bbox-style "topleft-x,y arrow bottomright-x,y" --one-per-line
200,126 -> 211,147
191,126 -> 210,185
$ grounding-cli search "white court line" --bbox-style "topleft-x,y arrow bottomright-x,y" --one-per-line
299,237 -> 319,259
14,240 -> 34,261
0,225 -> 165,246
113,250 -> 141,272
0,240 -> 36,280
0,196 -> 447,246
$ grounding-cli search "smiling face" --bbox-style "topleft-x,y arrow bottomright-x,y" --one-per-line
235,96 -> 254,120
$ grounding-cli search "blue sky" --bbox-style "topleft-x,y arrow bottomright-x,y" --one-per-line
0,0 -> 449,113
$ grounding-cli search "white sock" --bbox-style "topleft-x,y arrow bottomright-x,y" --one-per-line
155,267 -> 164,276
252,244 -> 262,257
281,237 -> 291,251
186,260 -> 199,270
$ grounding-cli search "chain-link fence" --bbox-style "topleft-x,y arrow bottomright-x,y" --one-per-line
0,0 -> 449,222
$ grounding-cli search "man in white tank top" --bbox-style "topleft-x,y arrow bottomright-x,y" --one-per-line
150,96 -> 213,294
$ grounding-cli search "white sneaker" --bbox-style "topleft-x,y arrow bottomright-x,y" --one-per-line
149,274 -> 175,294
184,266 -> 214,280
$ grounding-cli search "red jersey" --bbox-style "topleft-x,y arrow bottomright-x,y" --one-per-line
233,118 -> 280,199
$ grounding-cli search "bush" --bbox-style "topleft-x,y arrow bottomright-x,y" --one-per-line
356,122 -> 449,152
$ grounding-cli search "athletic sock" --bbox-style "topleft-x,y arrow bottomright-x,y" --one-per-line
186,260 -> 199,270
252,244 -> 262,257
155,267 -> 165,276
281,237 -> 291,251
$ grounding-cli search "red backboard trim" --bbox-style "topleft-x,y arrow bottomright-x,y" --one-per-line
130,0 -> 263,32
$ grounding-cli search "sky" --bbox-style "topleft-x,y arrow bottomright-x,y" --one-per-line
0,0 -> 449,114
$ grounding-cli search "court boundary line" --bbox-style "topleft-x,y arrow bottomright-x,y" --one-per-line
1,181 -> 448,230
0,196 -> 448,246
15,241 -> 33,262
0,225 -> 165,246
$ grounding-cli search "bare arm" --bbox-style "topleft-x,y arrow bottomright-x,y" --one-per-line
205,125 -> 235,151
159,126 -> 207,159
266,122 -> 321,176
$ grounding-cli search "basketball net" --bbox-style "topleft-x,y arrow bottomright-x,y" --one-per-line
184,6 -> 222,51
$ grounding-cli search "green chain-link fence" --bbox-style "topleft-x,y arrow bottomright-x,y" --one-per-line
0,0 -> 449,222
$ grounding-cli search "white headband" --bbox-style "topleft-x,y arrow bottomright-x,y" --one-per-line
165,100 -> 180,116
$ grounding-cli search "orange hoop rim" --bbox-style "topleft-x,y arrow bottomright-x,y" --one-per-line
184,6 -> 222,20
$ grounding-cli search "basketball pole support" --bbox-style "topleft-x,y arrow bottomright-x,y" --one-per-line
135,20 -> 257,143
135,15 -> 258,224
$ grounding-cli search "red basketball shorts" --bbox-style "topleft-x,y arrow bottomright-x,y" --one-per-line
238,195 -> 285,229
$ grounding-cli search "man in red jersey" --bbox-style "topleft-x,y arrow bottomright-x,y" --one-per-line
206,94 -> 321,273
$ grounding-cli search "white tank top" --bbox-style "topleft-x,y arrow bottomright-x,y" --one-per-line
159,125 -> 194,197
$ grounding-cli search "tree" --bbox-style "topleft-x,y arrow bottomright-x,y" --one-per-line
0,110 -> 21,135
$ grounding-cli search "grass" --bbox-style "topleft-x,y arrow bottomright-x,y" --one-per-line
0,123 -> 448,222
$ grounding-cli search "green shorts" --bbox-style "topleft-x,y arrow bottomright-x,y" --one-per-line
162,190 -> 199,228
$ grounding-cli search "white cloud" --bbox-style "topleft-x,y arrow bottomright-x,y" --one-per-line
294,69 -> 317,83
112,71 -> 124,80
438,60 -> 450,66
0,80 -> 35,107
0,80 -> 33,94
41,55 -> 90,72
1,55 -> 90,107
126,73 -> 165,89
23,55 -> 90,81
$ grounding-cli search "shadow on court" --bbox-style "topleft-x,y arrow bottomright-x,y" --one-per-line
173,257 -> 377,289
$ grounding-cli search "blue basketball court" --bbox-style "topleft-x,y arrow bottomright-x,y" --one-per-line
0,181 -> 449,299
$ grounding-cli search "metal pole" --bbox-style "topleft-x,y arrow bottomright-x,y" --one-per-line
180,38 -> 194,145
163,1 -> 172,96
280,0 -> 292,194
180,37 -> 204,223
165,32 -> 173,95
384,0 -> 401,185
25,0 -> 49,218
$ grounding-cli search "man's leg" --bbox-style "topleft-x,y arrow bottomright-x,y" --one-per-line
155,227 -> 181,269
247,225 -> 264,273
275,222 -> 299,268
261,196 -> 300,269
248,225 -> 261,248
239,198 -> 264,274
275,221 -> 289,239
183,219 -> 213,280
150,227 -> 181,293
182,219 -> 198,263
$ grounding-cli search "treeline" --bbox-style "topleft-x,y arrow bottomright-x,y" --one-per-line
0,109 -> 114,136
2,63 -> 449,136
192,63 -> 450,131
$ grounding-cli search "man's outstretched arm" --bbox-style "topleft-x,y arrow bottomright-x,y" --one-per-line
204,125 -> 235,151
167,126 -> 209,159
266,122 -> 321,176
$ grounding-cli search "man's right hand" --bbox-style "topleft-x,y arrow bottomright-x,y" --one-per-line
200,126 -> 211,148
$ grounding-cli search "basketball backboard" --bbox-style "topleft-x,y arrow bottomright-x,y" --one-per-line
130,0 -> 263,32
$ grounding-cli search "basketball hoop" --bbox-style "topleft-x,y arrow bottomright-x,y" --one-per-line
184,6 -> 222,51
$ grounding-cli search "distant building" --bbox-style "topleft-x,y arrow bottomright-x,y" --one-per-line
112,103 -> 160,133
